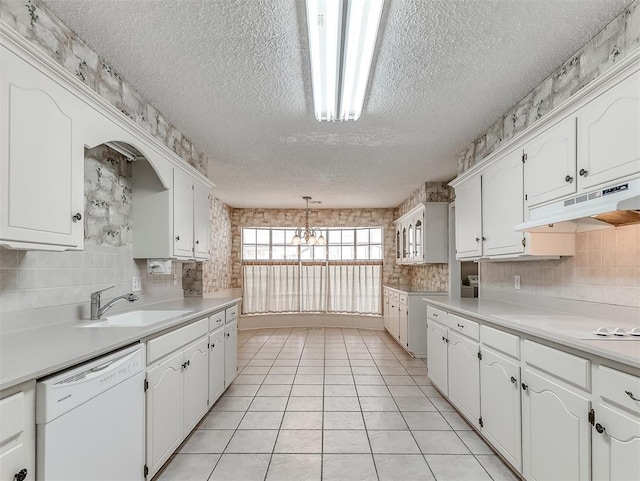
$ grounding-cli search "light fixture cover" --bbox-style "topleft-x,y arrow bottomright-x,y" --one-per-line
306,0 -> 384,122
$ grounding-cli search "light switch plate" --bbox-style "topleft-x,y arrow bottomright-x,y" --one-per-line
514,275 -> 521,290
132,276 -> 142,292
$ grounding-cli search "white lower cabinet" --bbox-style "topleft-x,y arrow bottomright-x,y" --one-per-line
447,330 -> 480,427
592,366 -> 640,481
521,368 -> 591,481
592,403 -> 640,481
398,300 -> 408,350
0,381 -> 35,481
182,337 -> 209,434
145,318 -> 209,479
208,326 -> 226,405
480,347 -> 522,471
388,298 -> 400,341
426,318 -> 448,396
224,320 -> 238,385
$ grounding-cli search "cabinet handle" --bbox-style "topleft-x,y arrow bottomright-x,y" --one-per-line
457,323 -> 464,328
211,343 -> 215,349
196,240 -> 200,244
521,383 -> 528,391
72,213 -> 82,222
482,236 -> 486,242
14,469 -> 28,481
510,376 -> 517,385
175,235 -> 180,241
564,175 -> 573,183
595,423 -> 606,434
625,390 -> 640,401
475,237 -> 480,242
579,168 -> 588,177
432,313 -> 438,317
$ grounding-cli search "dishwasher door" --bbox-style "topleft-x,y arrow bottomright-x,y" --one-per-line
36,344 -> 145,481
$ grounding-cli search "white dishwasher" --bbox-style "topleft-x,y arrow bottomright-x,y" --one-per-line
36,344 -> 145,481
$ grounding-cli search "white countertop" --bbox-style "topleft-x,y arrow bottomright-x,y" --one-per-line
421,296 -> 640,370
0,296 -> 241,391
384,285 -> 448,295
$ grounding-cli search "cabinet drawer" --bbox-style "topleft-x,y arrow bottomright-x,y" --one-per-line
448,314 -> 479,341
0,392 -> 24,444
383,289 -> 390,299
600,366 -> 640,416
481,325 -> 520,359
399,294 -> 408,305
225,305 -> 238,323
209,311 -> 225,331
427,306 -> 447,324
392,292 -> 400,301
523,340 -> 590,390
147,318 -> 208,364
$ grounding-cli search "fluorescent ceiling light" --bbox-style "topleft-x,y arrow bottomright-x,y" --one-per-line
306,0 -> 384,122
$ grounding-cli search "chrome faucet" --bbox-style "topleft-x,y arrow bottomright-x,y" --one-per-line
90,285 -> 138,320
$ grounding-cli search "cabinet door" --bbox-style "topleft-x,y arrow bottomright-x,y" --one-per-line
183,336 -> 210,434
592,403 -> 640,481
0,386 -> 35,481
0,47 -> 84,250
447,330 -> 480,426
395,228 -> 401,262
522,368 -> 590,481
426,319 -> 448,395
454,175 -> 483,259
399,303 -> 408,349
383,295 -> 390,331
173,168 -> 194,258
224,320 -> 238,385
401,226 -> 408,263
193,181 -> 210,260
146,350 -> 184,478
577,71 -> 640,190
414,218 -> 423,262
482,149 -> 525,257
209,328 -> 226,404
388,301 -> 400,340
407,223 -> 414,262
524,116 -> 577,207
480,348 -> 522,472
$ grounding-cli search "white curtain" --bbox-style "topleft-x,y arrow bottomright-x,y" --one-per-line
242,261 -> 381,315
327,262 -> 381,314
243,262 -> 300,314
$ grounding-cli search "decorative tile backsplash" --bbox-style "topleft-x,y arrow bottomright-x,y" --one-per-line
480,225 -> 640,308
456,1 -> 639,173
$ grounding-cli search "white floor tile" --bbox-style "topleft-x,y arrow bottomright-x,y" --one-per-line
322,454 -> 377,481
156,453 -> 220,481
238,411 -> 284,430
225,430 -> 278,453
274,430 -> 323,453
368,430 -> 420,454
324,411 -> 366,430
209,453 -> 270,481
425,454 -> 492,481
374,454 -> 435,481
266,454 -> 322,481
199,411 -> 244,430
323,430 -> 371,453
413,430 -> 470,454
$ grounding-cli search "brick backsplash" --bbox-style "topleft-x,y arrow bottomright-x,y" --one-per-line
480,224 -> 640,308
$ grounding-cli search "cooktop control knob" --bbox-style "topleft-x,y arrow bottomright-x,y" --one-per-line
594,327 -> 610,337
630,327 -> 640,337
612,328 -> 627,337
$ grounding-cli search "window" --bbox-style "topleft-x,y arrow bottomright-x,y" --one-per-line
242,227 -> 383,315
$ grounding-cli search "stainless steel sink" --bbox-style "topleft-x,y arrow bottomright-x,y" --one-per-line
81,309 -> 193,328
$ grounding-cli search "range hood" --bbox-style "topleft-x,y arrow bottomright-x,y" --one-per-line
516,178 -> 640,232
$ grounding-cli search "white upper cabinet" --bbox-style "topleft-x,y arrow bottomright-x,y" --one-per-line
482,148 -> 525,257
0,46 -> 85,251
133,164 -> 211,260
173,168 -> 195,258
524,116 -> 577,207
454,175 -> 483,259
193,182 -> 211,259
395,203 -> 448,265
577,71 -> 640,190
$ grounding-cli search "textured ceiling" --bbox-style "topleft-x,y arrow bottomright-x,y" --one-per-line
43,0 -> 630,209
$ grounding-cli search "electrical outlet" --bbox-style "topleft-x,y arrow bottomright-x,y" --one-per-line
131,276 -> 142,292
173,273 -> 179,286
514,275 -> 521,290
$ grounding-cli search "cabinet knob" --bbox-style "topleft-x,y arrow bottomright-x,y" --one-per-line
521,383 -> 528,391
510,376 -> 517,385
175,235 -> 180,241
14,469 -> 28,481
579,168 -> 588,177
564,175 -> 573,183
475,237 -> 480,242
195,240 -> 200,244
211,343 -> 215,349
595,423 -> 606,434
482,237 -> 486,242
72,213 -> 82,222
457,323 -> 464,328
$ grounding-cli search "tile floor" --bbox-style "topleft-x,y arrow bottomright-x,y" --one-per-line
156,327 -> 519,481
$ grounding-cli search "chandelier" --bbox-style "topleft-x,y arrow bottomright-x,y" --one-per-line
290,196 -> 327,246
